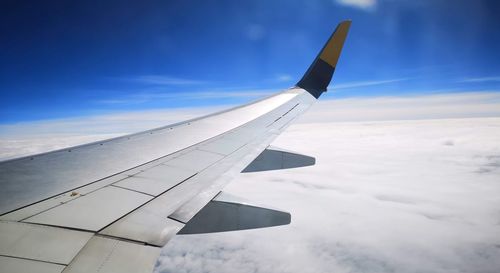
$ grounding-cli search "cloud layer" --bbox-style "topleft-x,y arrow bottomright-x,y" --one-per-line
302,91 -> 500,123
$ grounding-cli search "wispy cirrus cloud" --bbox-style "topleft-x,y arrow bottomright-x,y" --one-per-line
274,74 -> 293,83
96,89 -> 276,105
335,0 -> 377,11
329,78 -> 409,90
105,74 -> 290,105
460,76 -> 500,83
125,73 -> 295,87
129,75 -> 208,86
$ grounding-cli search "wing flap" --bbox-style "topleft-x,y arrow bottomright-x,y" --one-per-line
98,182 -> 192,246
62,236 -> 161,273
100,213 -> 183,247
0,221 -> 93,264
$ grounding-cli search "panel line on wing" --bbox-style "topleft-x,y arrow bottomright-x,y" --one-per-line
95,234 -> 157,247
266,103 -> 300,128
10,221 -> 97,233
0,254 -> 67,267
109,185 -> 156,197
167,216 -> 187,224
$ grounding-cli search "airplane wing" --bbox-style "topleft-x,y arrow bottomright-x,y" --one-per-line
0,21 -> 351,273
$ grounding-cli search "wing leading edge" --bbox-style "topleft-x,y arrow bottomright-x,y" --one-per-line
0,21 -> 351,273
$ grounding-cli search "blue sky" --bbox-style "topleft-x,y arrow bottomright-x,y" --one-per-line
1,0 -> 500,123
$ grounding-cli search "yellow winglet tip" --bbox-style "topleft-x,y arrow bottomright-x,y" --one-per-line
318,20 -> 351,67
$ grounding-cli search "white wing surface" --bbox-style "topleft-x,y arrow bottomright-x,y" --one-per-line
0,21 -> 351,273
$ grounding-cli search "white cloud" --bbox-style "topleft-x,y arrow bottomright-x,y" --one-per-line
335,0 -> 377,10
300,91 -> 500,123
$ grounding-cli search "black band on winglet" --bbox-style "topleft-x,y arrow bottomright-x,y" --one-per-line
296,20 -> 351,98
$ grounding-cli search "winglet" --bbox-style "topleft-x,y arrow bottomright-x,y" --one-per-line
296,20 -> 351,98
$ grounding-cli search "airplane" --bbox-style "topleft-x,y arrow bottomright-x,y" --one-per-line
0,20 -> 351,273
